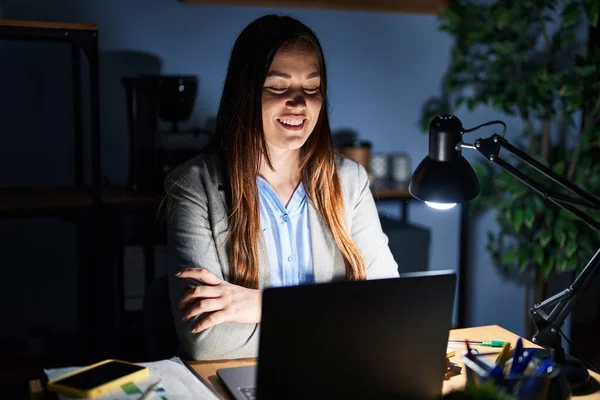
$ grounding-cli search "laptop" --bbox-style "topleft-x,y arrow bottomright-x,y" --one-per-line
217,270 -> 456,400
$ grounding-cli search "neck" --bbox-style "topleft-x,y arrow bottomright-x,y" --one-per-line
259,147 -> 302,188
258,147 -> 304,207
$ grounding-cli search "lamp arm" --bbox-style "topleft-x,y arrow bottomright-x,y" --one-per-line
530,248 -> 600,352
497,136 -> 600,207
472,134 -> 600,231
468,133 -> 600,359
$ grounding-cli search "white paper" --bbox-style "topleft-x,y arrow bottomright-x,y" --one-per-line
45,357 -> 219,400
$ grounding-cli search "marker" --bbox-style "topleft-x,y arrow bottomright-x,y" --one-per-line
448,339 -> 507,347
494,342 -> 512,369
138,379 -> 162,400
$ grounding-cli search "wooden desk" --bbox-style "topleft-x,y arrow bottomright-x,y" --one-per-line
29,325 -> 600,398
187,325 -> 600,399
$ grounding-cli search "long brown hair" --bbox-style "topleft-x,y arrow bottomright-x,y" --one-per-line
216,15 -> 367,288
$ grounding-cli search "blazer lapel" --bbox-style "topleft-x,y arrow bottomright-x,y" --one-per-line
258,232 -> 271,289
308,200 -> 344,283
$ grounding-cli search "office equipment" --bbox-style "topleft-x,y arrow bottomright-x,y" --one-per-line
193,325 -> 600,399
495,342 -> 512,369
122,75 -> 212,195
45,357 -> 219,400
217,366 -> 257,400
48,359 -> 149,398
462,345 -> 570,400
218,270 -> 456,400
409,114 -> 600,390
448,339 -> 507,347
32,325 -> 598,399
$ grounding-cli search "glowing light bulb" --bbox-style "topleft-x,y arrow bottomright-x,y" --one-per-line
425,201 -> 457,210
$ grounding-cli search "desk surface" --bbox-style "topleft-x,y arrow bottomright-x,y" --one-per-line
188,324 -> 600,399
30,325 -> 600,398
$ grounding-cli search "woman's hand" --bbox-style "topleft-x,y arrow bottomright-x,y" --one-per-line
176,268 -> 262,333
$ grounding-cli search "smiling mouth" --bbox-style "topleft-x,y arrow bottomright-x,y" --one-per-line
277,118 -> 306,131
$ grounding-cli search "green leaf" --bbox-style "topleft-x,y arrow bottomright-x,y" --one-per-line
545,207 -> 555,226
554,223 -> 567,248
562,2 -> 582,26
513,208 -> 524,232
565,240 -> 578,258
556,253 -> 568,272
491,42 -> 513,55
540,255 -> 554,277
533,196 -> 545,212
568,255 -> 579,270
553,161 -> 566,175
583,125 -> 600,143
467,98 -> 477,111
576,64 -> 597,78
502,249 -> 519,264
534,246 -> 544,265
585,0 -> 599,27
565,219 -> 578,239
496,173 -> 515,190
524,207 -> 535,229
517,249 -> 530,272
559,84 -> 578,97
540,231 -> 552,247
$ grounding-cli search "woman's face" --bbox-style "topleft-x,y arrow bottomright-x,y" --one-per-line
262,45 -> 323,152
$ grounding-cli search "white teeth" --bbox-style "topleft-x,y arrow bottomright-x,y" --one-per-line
278,118 -> 304,126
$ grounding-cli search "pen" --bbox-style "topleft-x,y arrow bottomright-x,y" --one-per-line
138,379 -> 162,400
494,342 -> 512,368
509,338 -> 524,376
448,339 -> 507,347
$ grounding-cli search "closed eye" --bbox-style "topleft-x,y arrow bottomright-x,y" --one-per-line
265,86 -> 320,95
265,86 -> 288,94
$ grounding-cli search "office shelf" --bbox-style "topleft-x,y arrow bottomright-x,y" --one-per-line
101,187 -> 162,211
0,187 -> 94,218
179,0 -> 448,14
0,18 -> 101,201
0,19 -> 97,30
0,18 -> 102,364
372,187 -> 411,199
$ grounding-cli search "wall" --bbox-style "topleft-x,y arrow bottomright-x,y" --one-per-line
0,0 -> 529,339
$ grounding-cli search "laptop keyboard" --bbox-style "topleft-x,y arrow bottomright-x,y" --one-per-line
239,387 -> 256,400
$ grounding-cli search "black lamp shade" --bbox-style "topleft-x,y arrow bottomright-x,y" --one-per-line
409,155 -> 480,203
408,114 -> 480,204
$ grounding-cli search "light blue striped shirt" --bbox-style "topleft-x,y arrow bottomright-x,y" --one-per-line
257,176 -> 314,287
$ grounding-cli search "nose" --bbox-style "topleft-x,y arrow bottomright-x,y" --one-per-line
285,89 -> 307,110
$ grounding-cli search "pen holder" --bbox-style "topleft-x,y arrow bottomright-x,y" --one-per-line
461,349 -> 570,400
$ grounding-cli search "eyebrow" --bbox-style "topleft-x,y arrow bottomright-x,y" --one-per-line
266,70 -> 321,79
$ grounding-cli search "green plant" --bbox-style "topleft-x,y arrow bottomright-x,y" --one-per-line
440,381 -> 516,400
421,0 -> 600,321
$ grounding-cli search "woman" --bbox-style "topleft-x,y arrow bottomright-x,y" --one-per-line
166,14 -> 399,361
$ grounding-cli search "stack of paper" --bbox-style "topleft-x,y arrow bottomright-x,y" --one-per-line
45,357 -> 219,400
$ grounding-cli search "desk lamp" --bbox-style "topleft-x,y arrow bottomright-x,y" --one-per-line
409,114 -> 600,391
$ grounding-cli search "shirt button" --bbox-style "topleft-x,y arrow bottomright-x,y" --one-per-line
288,255 -> 294,262
282,213 -> 289,222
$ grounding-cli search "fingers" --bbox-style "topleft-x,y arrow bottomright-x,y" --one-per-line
176,268 -> 222,286
178,285 -> 222,310
182,298 -> 228,321
191,310 -> 230,333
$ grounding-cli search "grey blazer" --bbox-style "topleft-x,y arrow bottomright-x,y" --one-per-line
165,152 -> 399,361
